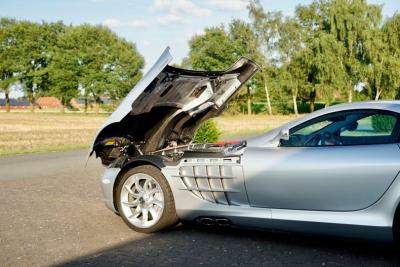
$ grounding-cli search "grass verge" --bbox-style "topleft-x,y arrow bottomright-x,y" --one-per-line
0,144 -> 90,157
0,112 -> 295,156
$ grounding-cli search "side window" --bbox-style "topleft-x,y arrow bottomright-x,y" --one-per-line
339,114 -> 397,145
340,114 -> 396,137
280,110 -> 398,147
294,120 -> 333,135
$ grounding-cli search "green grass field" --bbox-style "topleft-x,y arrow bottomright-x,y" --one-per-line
0,112 -> 295,156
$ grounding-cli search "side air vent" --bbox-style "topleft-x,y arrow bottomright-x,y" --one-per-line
178,164 -> 241,205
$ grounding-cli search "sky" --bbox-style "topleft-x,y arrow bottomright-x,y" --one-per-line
1,0 -> 398,71
0,0 -> 399,98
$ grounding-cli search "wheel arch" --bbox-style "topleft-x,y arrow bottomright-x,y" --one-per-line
112,155 -> 165,212
394,202 -> 400,242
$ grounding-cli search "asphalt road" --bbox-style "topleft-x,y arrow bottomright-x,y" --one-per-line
1,150 -> 400,266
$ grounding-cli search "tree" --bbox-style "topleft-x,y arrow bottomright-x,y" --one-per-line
280,55 -> 307,115
277,17 -> 305,114
364,15 -> 400,100
383,15 -> 400,100
105,37 -> 145,101
364,28 -> 388,100
188,26 -> 237,71
16,21 -> 64,111
188,26 -> 249,114
248,0 -> 283,115
229,19 -> 264,115
188,20 -> 271,115
49,24 -> 144,113
296,0 -> 382,103
0,18 -> 20,112
302,31 -> 347,108
193,120 -> 220,143
0,19 -> 66,112
248,0 -> 308,115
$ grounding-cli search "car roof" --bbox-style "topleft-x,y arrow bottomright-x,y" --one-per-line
318,100 -> 400,114
286,101 -> 400,129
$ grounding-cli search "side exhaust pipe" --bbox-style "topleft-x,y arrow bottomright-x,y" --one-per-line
197,217 -> 216,226
215,218 -> 231,227
196,217 -> 231,227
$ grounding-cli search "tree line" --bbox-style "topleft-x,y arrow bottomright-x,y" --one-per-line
0,19 -> 144,112
184,0 -> 400,115
1,0 -> 399,115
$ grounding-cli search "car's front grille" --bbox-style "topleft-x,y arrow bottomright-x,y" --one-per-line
178,164 -> 242,205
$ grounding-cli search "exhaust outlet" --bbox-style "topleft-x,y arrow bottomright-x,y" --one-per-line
197,217 -> 216,226
196,217 -> 231,227
215,218 -> 231,227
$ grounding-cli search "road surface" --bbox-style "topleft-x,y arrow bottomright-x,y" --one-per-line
0,150 -> 399,266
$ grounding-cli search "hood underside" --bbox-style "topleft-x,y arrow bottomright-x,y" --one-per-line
90,47 -> 259,164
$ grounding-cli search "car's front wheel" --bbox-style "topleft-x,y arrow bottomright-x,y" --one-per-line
394,212 -> 400,246
116,165 -> 178,233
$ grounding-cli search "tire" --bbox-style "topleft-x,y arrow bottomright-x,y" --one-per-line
116,165 -> 178,233
394,212 -> 400,246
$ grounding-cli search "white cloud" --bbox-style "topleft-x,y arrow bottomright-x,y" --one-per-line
103,18 -> 149,28
152,0 -> 212,17
206,0 -> 248,11
142,40 -> 151,48
157,14 -> 188,25
186,29 -> 204,39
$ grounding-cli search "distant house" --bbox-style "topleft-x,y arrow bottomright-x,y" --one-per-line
100,96 -> 113,105
70,97 -> 113,111
70,98 -> 86,109
35,97 -> 61,109
0,98 -> 30,110
70,98 -> 96,108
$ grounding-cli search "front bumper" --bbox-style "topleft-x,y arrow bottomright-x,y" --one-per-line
99,167 -> 121,213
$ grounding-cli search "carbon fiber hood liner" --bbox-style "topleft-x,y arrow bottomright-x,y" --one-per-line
90,47 -> 259,163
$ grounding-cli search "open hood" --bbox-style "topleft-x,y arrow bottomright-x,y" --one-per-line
89,47 -> 259,164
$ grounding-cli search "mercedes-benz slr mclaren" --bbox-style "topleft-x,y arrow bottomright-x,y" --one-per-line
89,48 -> 400,243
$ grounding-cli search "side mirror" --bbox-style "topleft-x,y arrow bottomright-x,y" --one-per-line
280,128 -> 290,141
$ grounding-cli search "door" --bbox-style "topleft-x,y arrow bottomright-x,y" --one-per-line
243,109 -> 400,211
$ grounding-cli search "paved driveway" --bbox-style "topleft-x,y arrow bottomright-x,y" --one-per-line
0,150 -> 399,266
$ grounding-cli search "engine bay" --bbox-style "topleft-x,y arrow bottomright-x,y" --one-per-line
95,137 -> 247,167
89,54 -> 259,167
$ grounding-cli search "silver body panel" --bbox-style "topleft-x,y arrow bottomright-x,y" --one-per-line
242,144 -> 400,211
160,152 -> 400,241
100,152 -> 400,241
93,49 -> 400,241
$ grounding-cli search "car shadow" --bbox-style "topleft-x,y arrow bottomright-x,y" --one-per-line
58,223 -> 399,266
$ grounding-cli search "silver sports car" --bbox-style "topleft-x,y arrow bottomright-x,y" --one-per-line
89,48 -> 400,243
